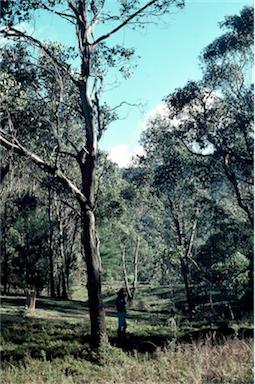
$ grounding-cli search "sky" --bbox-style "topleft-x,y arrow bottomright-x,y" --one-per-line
28,0 -> 252,166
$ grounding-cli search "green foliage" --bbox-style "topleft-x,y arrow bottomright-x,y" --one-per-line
164,6 -> 253,211
212,251 -> 249,299
1,193 -> 50,293
203,6 -> 254,61
194,216 -> 252,305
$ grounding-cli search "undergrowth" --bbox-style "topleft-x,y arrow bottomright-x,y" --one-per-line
0,338 -> 253,384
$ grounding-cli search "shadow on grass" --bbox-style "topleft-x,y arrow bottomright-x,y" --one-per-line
1,318 -> 173,365
1,313 -> 24,327
1,296 -> 89,317
111,325 -> 254,353
1,296 -> 253,367
1,317 -> 253,367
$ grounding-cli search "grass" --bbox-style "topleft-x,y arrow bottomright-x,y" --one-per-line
0,338 -> 253,383
0,286 -> 254,384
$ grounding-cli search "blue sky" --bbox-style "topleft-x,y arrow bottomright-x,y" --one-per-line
30,1 -> 252,166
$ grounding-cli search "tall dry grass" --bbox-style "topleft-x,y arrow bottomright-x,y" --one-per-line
1,337 -> 253,384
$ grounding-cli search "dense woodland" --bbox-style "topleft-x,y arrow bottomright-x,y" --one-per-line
0,0 -> 253,358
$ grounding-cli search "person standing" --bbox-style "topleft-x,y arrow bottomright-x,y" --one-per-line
116,288 -> 127,339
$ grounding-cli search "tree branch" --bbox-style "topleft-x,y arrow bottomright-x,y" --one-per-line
0,132 -> 90,208
41,4 -> 76,24
92,0 -> 165,46
1,27 -> 78,87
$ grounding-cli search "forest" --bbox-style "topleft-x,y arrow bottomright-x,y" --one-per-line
0,1 -> 254,383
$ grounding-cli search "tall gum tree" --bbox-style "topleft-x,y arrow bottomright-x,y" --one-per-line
164,6 -> 253,311
165,6 -> 254,227
0,0 -> 184,348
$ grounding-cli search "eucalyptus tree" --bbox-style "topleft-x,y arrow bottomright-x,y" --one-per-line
1,191 -> 50,294
165,6 -> 253,226
0,0 -> 185,347
94,153 -> 128,282
163,5 -> 253,311
95,154 -> 165,293
195,215 -> 252,312
50,185 -> 81,299
117,166 -> 161,299
140,116 -> 216,312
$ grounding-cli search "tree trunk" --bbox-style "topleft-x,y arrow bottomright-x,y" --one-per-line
77,8 -> 108,344
171,199 -> 194,314
183,217 -> 198,313
120,236 -> 140,302
241,249 -> 254,312
2,202 -> 9,295
26,291 -> 36,310
48,186 -> 55,298
223,158 -> 253,227
81,206 -> 107,348
121,245 -> 132,300
132,236 -> 140,301
180,257 -> 193,313
56,199 -> 68,299
78,118 -> 108,348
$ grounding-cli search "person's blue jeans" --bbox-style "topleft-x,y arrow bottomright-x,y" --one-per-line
117,311 -> 127,330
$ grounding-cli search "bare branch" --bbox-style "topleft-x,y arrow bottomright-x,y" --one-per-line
111,100 -> 144,113
185,217 -> 198,260
66,0 -> 81,20
93,0 -> 166,46
41,4 -> 76,24
89,0 -> 106,34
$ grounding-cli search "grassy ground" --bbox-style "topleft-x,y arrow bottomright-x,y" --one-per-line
0,285 -> 254,384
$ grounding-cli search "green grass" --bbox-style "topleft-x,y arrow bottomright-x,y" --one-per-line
0,287 -> 254,384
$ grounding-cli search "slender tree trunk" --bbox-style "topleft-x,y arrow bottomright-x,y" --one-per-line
223,158 -> 253,226
55,200 -> 68,299
56,280 -> 61,298
171,199 -> 194,313
182,218 -> 198,313
180,257 -> 193,312
120,237 -> 140,302
132,236 -> 140,301
121,245 -> 132,299
78,112 -> 108,347
241,249 -> 254,312
48,186 -> 55,298
61,268 -> 68,299
2,202 -> 9,295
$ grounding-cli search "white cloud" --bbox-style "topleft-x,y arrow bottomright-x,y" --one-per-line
140,101 -> 168,129
146,102 -> 168,120
107,103 -> 168,168
138,101 -> 171,136
108,145 -> 144,168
